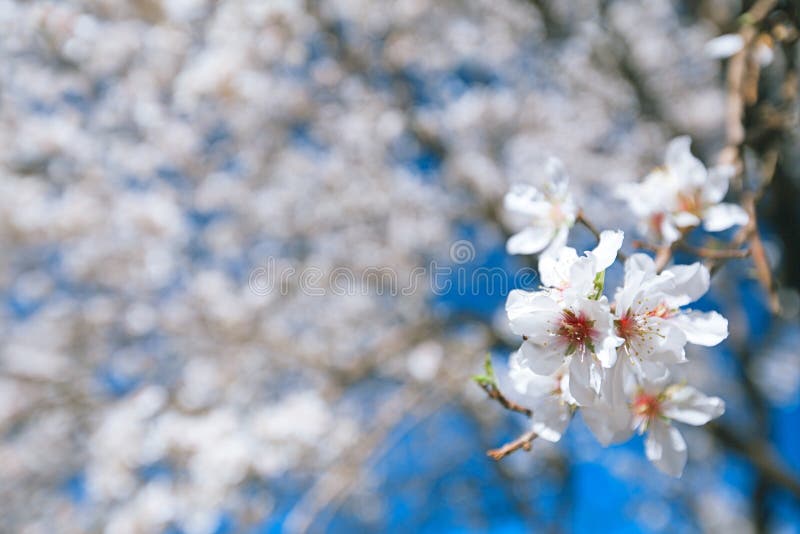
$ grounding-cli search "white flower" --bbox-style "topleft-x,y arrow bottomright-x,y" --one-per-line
613,253 -> 729,378
538,229 -> 624,299
581,359 -> 634,447
616,136 -> 749,244
504,157 -> 577,256
704,34 -> 744,59
631,379 -> 725,477
497,351 -> 574,443
507,290 -> 623,405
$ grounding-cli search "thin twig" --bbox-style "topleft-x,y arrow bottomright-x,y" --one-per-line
576,211 -> 601,240
487,430 -> 538,460
675,242 -> 751,260
478,382 -> 532,417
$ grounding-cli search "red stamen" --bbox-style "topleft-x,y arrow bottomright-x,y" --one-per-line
615,311 -> 637,342
633,392 -> 661,420
557,310 -> 596,349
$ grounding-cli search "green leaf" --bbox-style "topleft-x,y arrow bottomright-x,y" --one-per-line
472,374 -> 493,387
484,353 -> 494,379
473,353 -> 496,387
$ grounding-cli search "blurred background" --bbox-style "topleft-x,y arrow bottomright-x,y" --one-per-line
1,0 -> 800,532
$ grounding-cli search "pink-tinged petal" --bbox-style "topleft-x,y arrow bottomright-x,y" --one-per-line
591,230 -> 624,272
661,386 -> 725,426
506,227 -> 553,255
702,203 -> 749,232
671,310 -> 728,346
645,419 -> 688,477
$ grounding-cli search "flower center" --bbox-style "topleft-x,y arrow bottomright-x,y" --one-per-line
549,202 -> 565,224
615,311 -> 639,342
676,191 -> 702,218
633,392 -> 661,420
557,309 -> 596,354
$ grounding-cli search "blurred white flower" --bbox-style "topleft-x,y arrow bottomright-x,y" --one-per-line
616,136 -> 749,244
503,158 -> 577,257
704,34 -> 744,59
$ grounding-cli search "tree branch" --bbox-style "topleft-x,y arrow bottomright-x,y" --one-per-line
487,430 -> 538,460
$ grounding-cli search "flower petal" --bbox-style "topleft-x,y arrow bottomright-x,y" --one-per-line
649,323 -> 688,364
581,403 -> 633,446
531,396 -> 572,442
503,184 -> 547,216
507,227 -> 553,255
704,34 -> 744,59
591,230 -> 624,272
703,165 -> 735,204
538,247 -> 579,288
671,310 -> 728,346
568,355 -> 598,406
664,262 -> 709,305
506,291 -> 559,329
521,340 -> 565,375
662,386 -> 725,426
541,224 -> 571,258
665,136 -> 707,187
673,211 -> 701,228
645,419 -> 688,477
660,217 -> 682,245
702,203 -> 749,232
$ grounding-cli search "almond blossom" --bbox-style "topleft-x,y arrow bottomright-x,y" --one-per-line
538,229 -> 624,299
500,162 -> 733,477
504,158 -> 578,257
613,253 -> 728,378
506,241 -> 624,405
498,352 -> 575,443
630,377 -> 725,477
616,136 -> 749,244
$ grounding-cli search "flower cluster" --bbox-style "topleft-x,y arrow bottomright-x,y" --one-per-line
615,136 -> 749,244
500,138 -> 735,477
